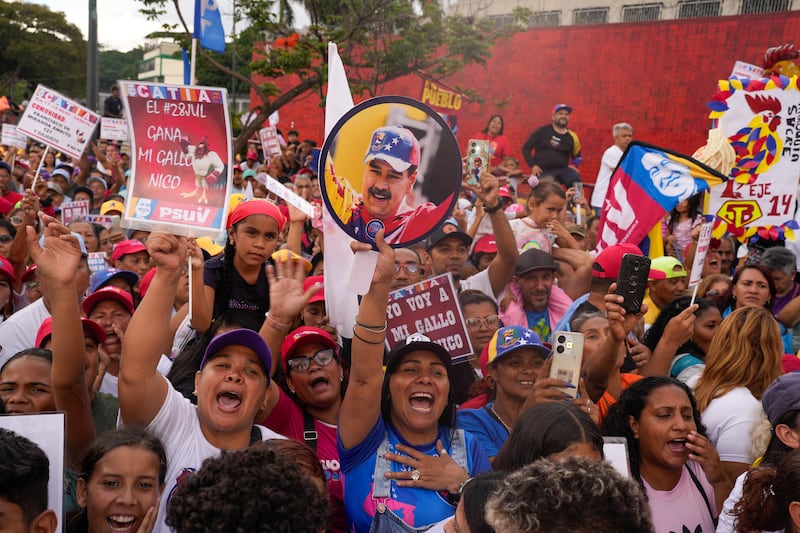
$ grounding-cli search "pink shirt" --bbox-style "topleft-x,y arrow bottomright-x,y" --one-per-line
263,389 -> 347,532
642,460 -> 717,533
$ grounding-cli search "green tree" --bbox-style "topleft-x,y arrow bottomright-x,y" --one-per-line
0,2 -> 86,98
99,48 -> 146,92
139,0 -> 529,154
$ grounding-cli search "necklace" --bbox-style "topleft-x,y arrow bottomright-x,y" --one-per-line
489,404 -> 513,433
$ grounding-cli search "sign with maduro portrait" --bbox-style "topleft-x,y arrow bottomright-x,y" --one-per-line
118,81 -> 232,237
386,273 -> 475,363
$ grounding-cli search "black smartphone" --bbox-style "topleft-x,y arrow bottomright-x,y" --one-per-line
614,254 -> 651,314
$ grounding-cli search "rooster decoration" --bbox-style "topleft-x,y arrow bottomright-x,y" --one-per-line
764,43 -> 800,77
728,93 -> 783,184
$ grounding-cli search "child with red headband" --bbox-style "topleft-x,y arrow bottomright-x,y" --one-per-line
191,199 -> 287,333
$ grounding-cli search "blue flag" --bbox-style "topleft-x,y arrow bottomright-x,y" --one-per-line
194,0 -> 226,53
181,47 -> 190,85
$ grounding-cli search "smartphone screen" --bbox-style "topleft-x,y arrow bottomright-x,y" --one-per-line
603,437 -> 631,478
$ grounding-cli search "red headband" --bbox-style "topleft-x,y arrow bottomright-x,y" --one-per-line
227,199 -> 287,230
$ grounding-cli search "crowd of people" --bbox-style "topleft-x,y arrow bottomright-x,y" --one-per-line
2,104 -> 800,533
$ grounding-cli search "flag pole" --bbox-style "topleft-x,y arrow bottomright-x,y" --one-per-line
190,38 -> 198,85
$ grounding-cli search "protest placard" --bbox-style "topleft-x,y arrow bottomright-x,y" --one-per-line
84,214 -> 114,229
385,273 -> 474,363
0,412 -> 65,533
689,216 -> 714,288
119,81 -> 232,237
707,76 -> 800,238
100,117 -> 129,141
1,124 -> 27,149
259,126 -> 282,158
87,251 -> 108,273
59,200 -> 90,225
17,85 -> 99,160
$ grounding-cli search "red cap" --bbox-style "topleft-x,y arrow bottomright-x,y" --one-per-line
246,149 -> 258,161
21,264 -> 37,284
498,186 -> 513,199
0,197 -> 12,216
0,255 -> 15,284
227,199 -> 286,230
35,316 -> 106,348
82,285 -> 135,316
473,235 -> 497,254
112,239 -> 148,262
593,244 -> 655,280
303,275 -> 325,304
280,326 -> 337,373
138,267 -> 157,298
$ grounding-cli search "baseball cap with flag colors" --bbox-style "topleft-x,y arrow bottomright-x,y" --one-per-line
485,326 -> 550,368
363,126 -> 421,173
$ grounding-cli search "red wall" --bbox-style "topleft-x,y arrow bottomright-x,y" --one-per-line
254,12 -> 800,184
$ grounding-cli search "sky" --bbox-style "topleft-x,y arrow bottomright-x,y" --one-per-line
32,0 -> 236,52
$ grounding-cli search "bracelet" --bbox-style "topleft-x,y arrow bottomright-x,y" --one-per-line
264,312 -> 290,332
352,328 -> 385,345
483,201 -> 504,214
354,318 -> 387,333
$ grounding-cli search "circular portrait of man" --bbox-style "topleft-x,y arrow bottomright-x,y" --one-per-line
321,96 -> 462,247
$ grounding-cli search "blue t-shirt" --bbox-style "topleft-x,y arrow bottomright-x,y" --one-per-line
338,417 -> 491,533
525,308 -> 551,342
456,401 -> 509,459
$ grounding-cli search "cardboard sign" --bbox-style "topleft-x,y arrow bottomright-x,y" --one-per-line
59,200 -> 90,225
84,214 -> 114,229
262,175 -> 315,218
17,85 -> 99,159
385,273 -> 474,363
100,117 -> 129,141
707,76 -> 800,237
689,217 -> 714,287
259,126 -> 282,158
87,251 -> 108,272
0,412 -> 66,533
1,124 -> 27,149
119,81 -> 232,238
320,96 -> 462,247
730,61 -> 764,79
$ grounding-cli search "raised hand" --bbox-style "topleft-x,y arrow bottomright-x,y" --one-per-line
145,232 -> 187,274
350,229 -> 395,288
265,256 -> 322,320
27,214 -> 82,285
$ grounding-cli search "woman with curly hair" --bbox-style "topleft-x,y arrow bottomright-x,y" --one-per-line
694,306 -> 783,482
485,457 -> 654,533
166,441 -> 330,532
602,376 -> 732,533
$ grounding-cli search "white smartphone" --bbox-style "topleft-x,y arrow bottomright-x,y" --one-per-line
603,436 -> 631,478
549,331 -> 584,398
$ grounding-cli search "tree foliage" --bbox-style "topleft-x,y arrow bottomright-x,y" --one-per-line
138,0 -> 530,154
99,48 -> 145,93
0,2 -> 86,99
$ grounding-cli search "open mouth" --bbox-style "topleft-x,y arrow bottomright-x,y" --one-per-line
310,376 -> 330,391
216,390 -> 242,412
518,380 -> 535,388
104,332 -> 119,345
106,515 -> 138,532
666,438 -> 687,454
370,189 -> 391,201
409,392 -> 434,413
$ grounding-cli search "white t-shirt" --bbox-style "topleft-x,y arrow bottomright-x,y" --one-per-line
643,460 -> 717,533
133,378 -> 285,533
460,268 -> 498,300
0,299 -> 50,366
100,355 -> 172,397
716,470 -> 780,533
591,144 -> 623,209
701,386 -> 764,464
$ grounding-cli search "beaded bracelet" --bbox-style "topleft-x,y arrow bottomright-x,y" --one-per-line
264,312 -> 291,332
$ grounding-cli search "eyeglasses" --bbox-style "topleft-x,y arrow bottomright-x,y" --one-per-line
394,263 -> 420,274
287,348 -> 336,373
465,315 -> 501,330
0,235 -> 12,243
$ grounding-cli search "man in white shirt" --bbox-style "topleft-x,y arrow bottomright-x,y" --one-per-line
591,123 -> 633,214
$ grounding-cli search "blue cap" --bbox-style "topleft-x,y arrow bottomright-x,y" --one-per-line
363,126 -> 420,173
486,326 -> 550,367
0,162 -> 10,173
553,104 -> 573,114
89,269 -> 139,294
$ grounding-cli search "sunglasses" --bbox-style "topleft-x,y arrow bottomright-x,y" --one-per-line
394,263 -> 420,274
0,235 -> 12,243
465,315 -> 501,330
287,348 -> 336,373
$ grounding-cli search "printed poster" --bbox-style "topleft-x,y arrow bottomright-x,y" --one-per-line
119,81 -> 231,237
1,124 -> 27,149
707,76 -> 800,238
17,84 -> 99,159
100,117 -> 129,141
259,126 -> 282,158
386,273 -> 475,362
